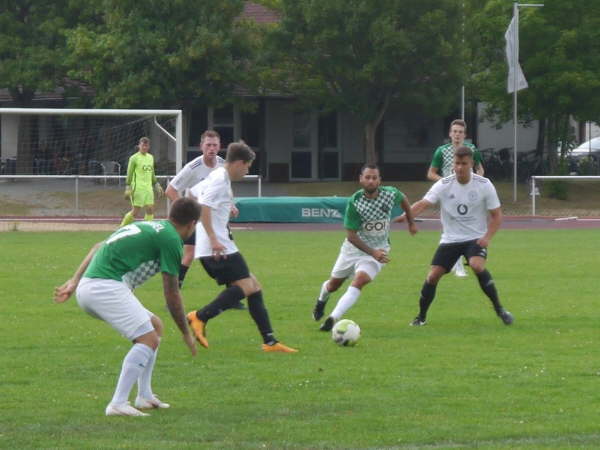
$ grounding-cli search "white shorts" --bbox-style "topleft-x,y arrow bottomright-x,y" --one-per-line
76,277 -> 154,340
330,249 -> 384,281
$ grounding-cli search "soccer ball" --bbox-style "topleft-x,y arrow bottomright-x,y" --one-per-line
331,319 -> 361,346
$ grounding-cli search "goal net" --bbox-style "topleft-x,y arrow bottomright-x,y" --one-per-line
0,108 -> 182,225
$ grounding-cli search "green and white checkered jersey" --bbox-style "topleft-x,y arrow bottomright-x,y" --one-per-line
430,143 -> 483,177
84,220 -> 183,290
343,186 -> 404,253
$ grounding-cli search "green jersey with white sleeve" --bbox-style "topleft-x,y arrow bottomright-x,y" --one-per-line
342,186 -> 404,254
430,142 -> 483,177
84,220 -> 183,289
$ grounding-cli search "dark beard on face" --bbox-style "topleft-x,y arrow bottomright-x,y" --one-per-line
364,186 -> 377,195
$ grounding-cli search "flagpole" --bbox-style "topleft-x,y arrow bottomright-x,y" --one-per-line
511,2 -> 544,202
513,2 -> 519,202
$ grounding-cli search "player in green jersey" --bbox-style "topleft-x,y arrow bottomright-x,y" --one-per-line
120,137 -> 164,227
428,119 -> 484,277
54,198 -> 201,417
312,164 -> 418,331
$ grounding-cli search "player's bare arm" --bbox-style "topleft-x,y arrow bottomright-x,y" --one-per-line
477,207 -> 502,248
200,203 -> 226,259
165,184 -> 180,202
162,273 -> 197,356
427,166 -> 442,182
54,241 -> 102,303
393,198 -> 432,223
400,197 -> 418,236
346,229 -> 389,264
475,163 -> 485,177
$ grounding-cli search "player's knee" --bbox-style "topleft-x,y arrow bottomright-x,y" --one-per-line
235,278 -> 259,297
328,278 -> 344,292
352,272 -> 372,289
150,315 -> 163,337
426,268 -> 444,284
468,258 -> 485,273
135,330 -> 160,350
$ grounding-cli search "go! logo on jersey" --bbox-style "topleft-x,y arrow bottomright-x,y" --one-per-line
363,220 -> 387,232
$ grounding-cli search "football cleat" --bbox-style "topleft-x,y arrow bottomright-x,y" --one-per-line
262,342 -> 298,353
409,317 -> 427,327
105,402 -> 149,417
319,316 -> 335,332
498,309 -> 514,325
134,395 -> 170,409
186,311 -> 209,348
312,300 -> 326,321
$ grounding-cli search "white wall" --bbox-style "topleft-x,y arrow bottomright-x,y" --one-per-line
0,114 -> 19,159
265,99 -> 292,164
477,102 -> 538,152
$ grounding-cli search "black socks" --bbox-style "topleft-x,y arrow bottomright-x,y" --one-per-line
248,291 -> 276,345
198,285 -> 245,322
418,281 -> 437,320
476,270 -> 503,313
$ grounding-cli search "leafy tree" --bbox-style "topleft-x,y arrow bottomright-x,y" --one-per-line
468,0 -> 600,170
266,0 -> 464,163
66,0 -> 257,109
0,1 -> 90,105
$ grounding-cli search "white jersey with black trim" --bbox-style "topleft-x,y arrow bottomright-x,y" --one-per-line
424,174 -> 501,244
190,167 -> 239,257
168,155 -> 225,197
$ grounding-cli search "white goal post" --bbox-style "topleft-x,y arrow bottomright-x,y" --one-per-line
531,175 -> 600,215
0,107 -> 184,173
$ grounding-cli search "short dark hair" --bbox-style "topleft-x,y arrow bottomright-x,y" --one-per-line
360,163 -> 380,175
226,140 -> 255,163
454,146 -> 474,159
200,130 -> 220,143
450,119 -> 467,131
169,197 -> 201,226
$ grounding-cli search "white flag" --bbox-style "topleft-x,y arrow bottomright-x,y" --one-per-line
505,16 -> 528,93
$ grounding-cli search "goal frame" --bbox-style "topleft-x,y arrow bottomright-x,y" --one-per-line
530,175 -> 600,215
0,107 -> 184,172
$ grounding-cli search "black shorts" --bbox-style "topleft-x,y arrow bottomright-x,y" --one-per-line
431,239 -> 488,272
184,230 -> 195,246
200,252 -> 250,285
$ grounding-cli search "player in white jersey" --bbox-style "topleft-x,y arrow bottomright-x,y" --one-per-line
428,119 -> 484,278
402,146 -> 513,326
186,141 -> 298,353
166,130 -> 225,288
313,164 -> 417,331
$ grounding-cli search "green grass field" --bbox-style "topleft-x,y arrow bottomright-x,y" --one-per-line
1,228 -> 600,449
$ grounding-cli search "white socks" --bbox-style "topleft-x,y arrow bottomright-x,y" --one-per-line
137,341 -> 159,399
330,286 -> 361,320
110,343 -> 154,405
318,280 -> 331,303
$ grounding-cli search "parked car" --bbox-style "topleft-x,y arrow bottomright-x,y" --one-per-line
568,137 -> 600,174
570,137 -> 600,160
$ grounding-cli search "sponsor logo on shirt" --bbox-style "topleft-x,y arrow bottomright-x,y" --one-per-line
364,220 -> 387,232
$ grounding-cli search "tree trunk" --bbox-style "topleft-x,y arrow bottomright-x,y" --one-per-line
363,95 -> 390,164
536,118 -> 546,174
364,121 -> 378,164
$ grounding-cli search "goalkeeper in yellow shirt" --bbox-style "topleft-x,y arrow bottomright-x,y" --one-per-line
120,137 -> 164,227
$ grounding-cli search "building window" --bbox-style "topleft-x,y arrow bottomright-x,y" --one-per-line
293,111 -> 311,148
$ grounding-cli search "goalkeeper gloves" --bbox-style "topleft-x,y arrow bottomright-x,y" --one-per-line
124,186 -> 132,199
154,182 -> 164,198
